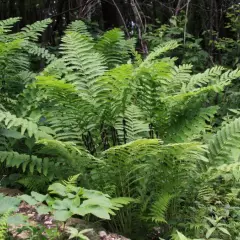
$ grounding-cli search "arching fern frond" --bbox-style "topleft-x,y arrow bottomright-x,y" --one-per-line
103,138 -> 162,159
0,17 -> 20,34
165,106 -> 218,143
186,67 -> 240,91
140,40 -> 179,67
0,110 -> 54,139
0,151 -> 49,175
25,42 -> 56,63
20,18 -> 52,41
36,139 -> 97,162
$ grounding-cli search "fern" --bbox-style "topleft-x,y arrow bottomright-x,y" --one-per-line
62,174 -> 81,186
0,210 -> 10,239
0,110 -> 53,139
147,193 -> 174,223
208,117 -> 240,163
0,17 -> 20,34
140,40 -> 179,67
115,105 -> 149,143
66,20 -> 93,39
0,151 -> 49,175
95,28 -> 135,68
25,42 -> 56,63
17,175 -> 50,192
20,18 -> 52,41
165,106 -> 218,143
60,31 -> 106,94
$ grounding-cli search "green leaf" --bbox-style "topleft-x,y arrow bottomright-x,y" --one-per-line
48,183 -> 67,196
36,205 -> 52,215
7,214 -> 27,225
31,191 -> 48,202
83,205 -> 110,220
218,227 -> 231,236
53,210 -> 72,221
52,199 -> 68,210
81,197 -> 112,208
175,231 -> 189,240
0,195 -> 21,214
19,194 -> 38,205
0,129 -> 25,139
206,227 -> 216,239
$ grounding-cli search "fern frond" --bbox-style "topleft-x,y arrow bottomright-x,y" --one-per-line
115,105 -> 149,143
17,175 -> 50,192
24,42 -> 56,63
60,31 -> 106,93
165,106 -> 218,143
95,28 -> 135,68
140,40 -> 179,67
18,70 -> 36,84
66,20 -> 92,39
0,110 -> 53,139
0,151 -> 49,175
147,193 -> 174,223
36,139 -> 97,162
0,17 -> 20,34
36,75 -> 77,93
103,139 -> 163,161
186,67 -> 240,91
208,117 -> 240,163
20,18 -> 52,41
0,210 -> 10,239
62,174 -> 81,186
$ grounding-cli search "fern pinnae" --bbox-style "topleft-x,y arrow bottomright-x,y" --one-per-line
147,193 -> 174,223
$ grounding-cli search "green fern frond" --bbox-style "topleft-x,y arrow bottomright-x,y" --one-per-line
95,28 -> 135,68
0,39 -> 22,56
115,105 -> 149,143
17,175 -> 50,192
208,117 -> 240,163
60,31 -> 106,93
0,151 -> 49,175
147,193 -> 174,223
165,106 -> 218,143
94,64 -> 133,117
36,75 -> 77,93
20,18 -> 52,41
103,139 -> 162,159
66,20 -> 92,39
25,42 -> 56,63
0,210 -> 10,239
0,110 -> 52,139
140,40 -> 179,67
0,17 -> 20,34
197,185 -> 216,203
186,67 -> 240,92
207,162 -> 240,182
62,174 -> 81,186
160,142 -> 208,163
18,70 -> 36,84
36,139 -> 97,162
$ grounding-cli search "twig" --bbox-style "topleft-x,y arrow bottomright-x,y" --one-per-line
184,0 -> 191,45
111,0 -> 130,37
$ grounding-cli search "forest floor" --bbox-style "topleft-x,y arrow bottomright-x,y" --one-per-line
1,187 -> 130,240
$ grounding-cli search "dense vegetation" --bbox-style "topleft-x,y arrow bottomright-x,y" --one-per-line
1,2 -> 240,240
